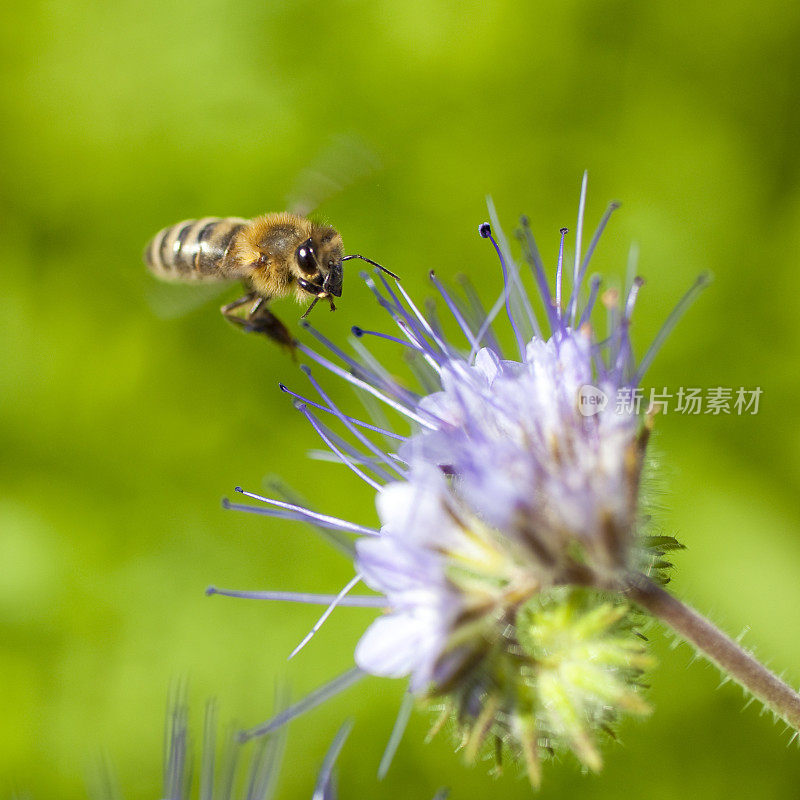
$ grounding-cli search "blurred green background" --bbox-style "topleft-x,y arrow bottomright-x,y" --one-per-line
3,0 -> 800,797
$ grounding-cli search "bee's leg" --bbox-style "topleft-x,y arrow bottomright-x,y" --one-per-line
245,304 -> 296,352
299,296 -> 336,321
220,292 -> 259,321
220,292 -> 296,353
300,297 -> 320,320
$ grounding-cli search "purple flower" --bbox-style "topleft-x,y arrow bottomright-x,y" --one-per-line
215,177 -> 707,783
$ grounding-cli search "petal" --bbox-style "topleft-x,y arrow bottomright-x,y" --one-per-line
356,535 -> 443,595
375,470 -> 451,546
473,347 -> 501,385
354,611 -> 442,681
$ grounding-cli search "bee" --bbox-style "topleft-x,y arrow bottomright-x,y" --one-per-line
144,212 -> 395,348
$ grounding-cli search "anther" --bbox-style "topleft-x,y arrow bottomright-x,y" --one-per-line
601,288 -> 620,309
478,222 -> 492,238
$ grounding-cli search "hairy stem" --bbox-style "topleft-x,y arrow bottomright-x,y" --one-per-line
627,574 -> 800,731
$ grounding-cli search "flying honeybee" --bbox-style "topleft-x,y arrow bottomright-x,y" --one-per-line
144,212 -> 396,348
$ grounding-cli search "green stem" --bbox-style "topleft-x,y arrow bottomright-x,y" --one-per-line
627,574 -> 800,731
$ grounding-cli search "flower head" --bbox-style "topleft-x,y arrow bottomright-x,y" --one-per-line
218,177 -> 706,785
404,326 -> 643,580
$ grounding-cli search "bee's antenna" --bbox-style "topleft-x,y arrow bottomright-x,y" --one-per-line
341,254 -> 399,280
301,297 -> 321,320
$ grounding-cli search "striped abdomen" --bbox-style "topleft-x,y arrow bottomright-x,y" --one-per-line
144,217 -> 247,282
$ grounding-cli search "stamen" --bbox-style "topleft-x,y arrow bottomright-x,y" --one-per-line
354,293 -> 439,373
556,226 -> 569,318
306,449 -> 404,470
392,318 -> 442,373
297,403 -> 384,490
612,277 -> 644,384
378,691 -> 415,780
226,489 -> 379,536
403,348 -> 442,395
519,216 -> 561,332
625,240 -> 639,300
238,667 -> 366,742
262,477 -> 363,557
313,719 -> 354,800
578,275 -> 602,327
295,342 -> 434,428
350,335 -> 427,398
206,586 -> 385,606
224,498 -> 357,529
602,288 -> 620,370
388,276 -> 452,357
480,222 -> 527,359
470,285 -> 510,363
429,271 -> 481,351
245,729 -> 284,800
300,321 -> 420,407
613,317 -> 634,384
568,200 -> 620,325
455,273 -> 502,354
488,197 -> 541,339
359,271 -> 411,321
298,417 -> 398,482
423,298 -> 452,360
625,276 -> 645,319
164,684 -> 189,800
421,324 -> 482,390
362,272 -> 439,355
288,573 -> 363,660
351,326 -> 420,351
301,366 -> 406,478
571,171 -> 589,313
201,700 -> 217,800
278,383 -> 405,440
634,272 -> 712,383
352,384 -> 413,459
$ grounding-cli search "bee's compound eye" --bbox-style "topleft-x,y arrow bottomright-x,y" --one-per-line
296,238 -> 317,274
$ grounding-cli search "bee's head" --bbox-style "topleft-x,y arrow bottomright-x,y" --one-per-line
293,225 -> 344,300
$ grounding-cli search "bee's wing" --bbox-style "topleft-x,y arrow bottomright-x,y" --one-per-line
285,133 -> 381,217
145,279 -> 238,320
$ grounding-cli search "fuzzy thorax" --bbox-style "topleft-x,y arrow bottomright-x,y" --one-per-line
232,212 -> 343,303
